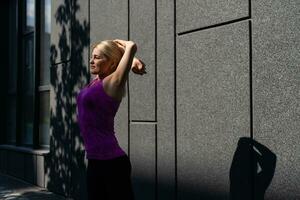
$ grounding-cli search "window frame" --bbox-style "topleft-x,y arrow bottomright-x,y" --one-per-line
12,0 -> 50,149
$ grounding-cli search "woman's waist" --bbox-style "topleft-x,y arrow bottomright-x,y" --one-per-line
84,136 -> 124,158
82,128 -> 119,143
79,122 -> 115,134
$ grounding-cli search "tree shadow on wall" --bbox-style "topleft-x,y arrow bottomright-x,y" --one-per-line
230,137 -> 277,200
46,0 -> 90,199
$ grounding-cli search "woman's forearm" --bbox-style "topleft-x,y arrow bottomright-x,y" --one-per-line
114,40 -> 139,69
114,44 -> 136,86
118,49 -> 138,69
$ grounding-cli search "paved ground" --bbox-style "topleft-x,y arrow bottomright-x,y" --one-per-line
0,173 -> 67,200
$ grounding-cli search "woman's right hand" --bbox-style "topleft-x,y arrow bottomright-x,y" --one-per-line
113,39 -> 137,53
131,57 -> 146,75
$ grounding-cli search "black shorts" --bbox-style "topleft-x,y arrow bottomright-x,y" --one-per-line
86,155 -> 135,200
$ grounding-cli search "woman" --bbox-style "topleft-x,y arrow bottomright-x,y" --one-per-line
76,39 -> 146,200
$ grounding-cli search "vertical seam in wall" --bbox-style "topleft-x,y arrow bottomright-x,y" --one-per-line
249,22 -> 253,142
249,0 -> 252,18
154,0 -> 158,199
128,0 -> 131,158
155,124 -> 158,200
174,0 -> 178,199
154,0 -> 158,123
88,0 -> 90,80
249,20 -> 254,200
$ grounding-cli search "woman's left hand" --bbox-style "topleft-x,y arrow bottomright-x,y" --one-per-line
131,57 -> 146,75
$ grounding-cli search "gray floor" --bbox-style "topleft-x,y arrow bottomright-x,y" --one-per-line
0,173 -> 67,200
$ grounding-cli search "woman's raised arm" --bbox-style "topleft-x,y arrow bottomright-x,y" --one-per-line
111,39 -> 137,88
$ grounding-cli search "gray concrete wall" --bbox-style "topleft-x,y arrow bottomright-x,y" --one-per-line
49,0 -> 73,197
252,0 -> 300,199
0,148 -> 47,188
177,21 -> 250,199
47,0 -> 299,199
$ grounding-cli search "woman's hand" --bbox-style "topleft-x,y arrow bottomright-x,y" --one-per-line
113,39 -> 145,75
113,39 -> 137,53
131,57 -> 146,75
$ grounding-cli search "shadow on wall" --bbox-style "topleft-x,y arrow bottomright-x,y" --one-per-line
46,0 -> 90,199
230,137 -> 277,200
178,137 -> 276,200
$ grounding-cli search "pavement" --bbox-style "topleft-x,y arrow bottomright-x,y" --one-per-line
0,173 -> 67,200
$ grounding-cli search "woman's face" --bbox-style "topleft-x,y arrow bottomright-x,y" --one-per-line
89,46 -> 114,77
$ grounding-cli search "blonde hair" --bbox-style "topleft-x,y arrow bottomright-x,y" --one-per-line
91,40 -> 123,72
91,40 -> 126,98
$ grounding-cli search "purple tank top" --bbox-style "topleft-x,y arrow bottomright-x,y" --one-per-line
76,78 -> 126,160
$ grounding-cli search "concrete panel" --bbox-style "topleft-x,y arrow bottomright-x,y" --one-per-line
129,0 -> 156,121
44,153 -> 50,189
90,0 -> 128,42
252,0 -> 300,199
90,0 -> 129,154
114,100 -> 129,154
36,155 -> 45,187
130,123 -> 156,200
51,0 -> 72,64
157,0 -> 176,199
24,153 -> 36,185
176,0 -> 249,33
70,0 -> 90,199
177,21 -> 250,199
48,62 -> 72,195
71,0 -> 90,84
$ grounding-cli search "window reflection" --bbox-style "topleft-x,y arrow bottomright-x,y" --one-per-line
40,0 -> 51,85
39,0 -> 51,146
26,0 -> 35,32
21,35 -> 34,145
25,36 -> 34,93
7,0 -> 51,147
7,0 -> 18,144
45,0 -> 51,34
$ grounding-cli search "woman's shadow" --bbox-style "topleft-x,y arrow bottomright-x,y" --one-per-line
229,137 -> 277,200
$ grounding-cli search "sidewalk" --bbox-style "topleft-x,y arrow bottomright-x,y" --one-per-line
0,173 -> 67,200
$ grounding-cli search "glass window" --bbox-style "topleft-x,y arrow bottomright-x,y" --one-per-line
7,0 -> 18,144
40,0 -> 51,85
45,0 -> 51,34
38,0 -> 51,147
21,35 -> 35,145
25,0 -> 35,32
6,0 -> 51,148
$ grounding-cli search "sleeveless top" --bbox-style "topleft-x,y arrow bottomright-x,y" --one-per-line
76,78 -> 126,160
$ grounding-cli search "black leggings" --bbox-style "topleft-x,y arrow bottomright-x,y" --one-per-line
87,155 -> 135,200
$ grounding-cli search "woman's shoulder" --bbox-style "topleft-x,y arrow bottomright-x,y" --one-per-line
101,77 -> 123,103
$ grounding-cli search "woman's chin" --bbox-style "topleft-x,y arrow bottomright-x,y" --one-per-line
90,71 -> 99,75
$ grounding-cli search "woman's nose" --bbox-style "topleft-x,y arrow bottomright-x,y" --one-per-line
90,58 -> 94,64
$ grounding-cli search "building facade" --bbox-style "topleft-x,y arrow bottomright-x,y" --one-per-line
0,0 -> 299,199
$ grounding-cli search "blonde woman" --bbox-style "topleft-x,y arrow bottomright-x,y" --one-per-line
76,39 -> 145,200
